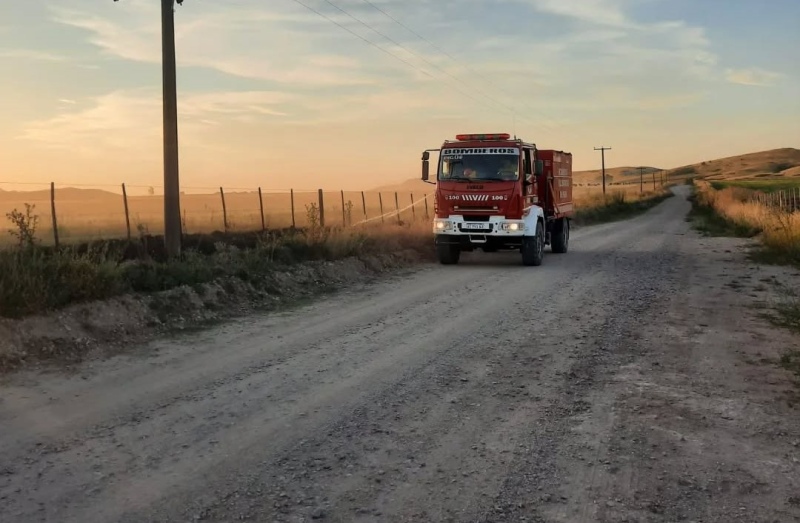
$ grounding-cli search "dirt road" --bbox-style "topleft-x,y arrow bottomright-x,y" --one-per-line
1,185 -> 799,522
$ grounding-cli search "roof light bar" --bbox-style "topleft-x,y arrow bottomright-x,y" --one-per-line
455,133 -> 512,141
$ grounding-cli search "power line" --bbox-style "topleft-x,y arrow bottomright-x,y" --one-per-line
289,0 -> 529,125
318,0 -> 518,119
358,0 -> 564,135
287,0 -> 433,80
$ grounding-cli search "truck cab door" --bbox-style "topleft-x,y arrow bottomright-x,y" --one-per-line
523,148 -> 535,206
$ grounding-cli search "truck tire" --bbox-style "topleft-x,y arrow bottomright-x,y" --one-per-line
436,243 -> 460,265
521,221 -> 544,266
551,218 -> 569,253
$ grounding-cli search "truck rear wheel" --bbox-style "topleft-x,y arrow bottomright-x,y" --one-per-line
521,222 -> 544,266
551,218 -> 569,253
436,243 -> 460,265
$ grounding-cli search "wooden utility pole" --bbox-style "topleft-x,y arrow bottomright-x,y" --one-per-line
639,167 -> 645,193
161,0 -> 182,257
594,146 -> 611,195
117,0 -> 183,255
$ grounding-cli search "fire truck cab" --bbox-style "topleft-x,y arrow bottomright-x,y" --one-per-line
421,133 -> 573,266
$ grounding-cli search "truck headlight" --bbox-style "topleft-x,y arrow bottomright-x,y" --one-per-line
502,222 -> 522,231
434,219 -> 450,230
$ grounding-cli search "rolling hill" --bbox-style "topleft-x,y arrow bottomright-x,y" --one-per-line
662,147 -> 800,181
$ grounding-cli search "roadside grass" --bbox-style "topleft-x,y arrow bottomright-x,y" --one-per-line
572,187 -> 674,226
0,213 -> 435,319
688,181 -> 800,267
687,188 -> 762,238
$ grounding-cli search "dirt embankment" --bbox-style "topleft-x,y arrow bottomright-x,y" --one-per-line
0,250 -> 424,373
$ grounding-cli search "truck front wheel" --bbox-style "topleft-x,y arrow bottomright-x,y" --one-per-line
521,222 -> 544,266
436,243 -> 461,265
551,218 -> 569,253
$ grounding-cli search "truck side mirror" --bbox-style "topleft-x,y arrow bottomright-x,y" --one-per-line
421,151 -> 430,181
534,160 -> 544,176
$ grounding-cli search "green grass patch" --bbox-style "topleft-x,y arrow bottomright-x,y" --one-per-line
573,190 -> 674,226
711,179 -> 800,193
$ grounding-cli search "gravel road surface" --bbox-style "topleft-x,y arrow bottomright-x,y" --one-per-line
2,185 -> 799,522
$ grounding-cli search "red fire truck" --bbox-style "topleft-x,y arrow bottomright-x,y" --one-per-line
421,133 -> 573,266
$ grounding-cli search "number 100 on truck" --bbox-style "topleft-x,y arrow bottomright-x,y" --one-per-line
420,133 -> 574,266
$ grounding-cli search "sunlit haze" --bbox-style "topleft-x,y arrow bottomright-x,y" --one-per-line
1,0 -> 798,194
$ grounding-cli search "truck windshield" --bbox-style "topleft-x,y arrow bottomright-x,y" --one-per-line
438,147 -> 520,182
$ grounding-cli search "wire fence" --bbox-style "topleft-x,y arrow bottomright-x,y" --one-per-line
0,182 -> 434,247
0,169 -> 694,247
750,187 -> 800,213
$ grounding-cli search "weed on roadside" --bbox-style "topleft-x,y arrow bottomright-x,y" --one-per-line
770,300 -> 800,334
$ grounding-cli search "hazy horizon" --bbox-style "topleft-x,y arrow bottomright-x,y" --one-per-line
1,0 -> 798,194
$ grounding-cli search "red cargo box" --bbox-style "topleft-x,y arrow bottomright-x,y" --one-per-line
536,149 -> 573,218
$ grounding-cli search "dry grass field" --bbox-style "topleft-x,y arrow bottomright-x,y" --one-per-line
0,187 -> 434,246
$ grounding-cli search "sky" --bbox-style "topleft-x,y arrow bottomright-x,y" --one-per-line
0,0 -> 798,194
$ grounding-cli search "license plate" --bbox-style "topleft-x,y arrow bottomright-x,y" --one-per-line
462,223 -> 490,230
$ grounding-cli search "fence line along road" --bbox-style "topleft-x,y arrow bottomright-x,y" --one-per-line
749,187 -> 800,213
0,182 -> 434,247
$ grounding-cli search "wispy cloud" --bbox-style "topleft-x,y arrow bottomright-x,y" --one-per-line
725,67 -> 783,87
18,89 -> 296,155
0,48 -> 71,62
50,1 -> 391,87
524,0 -> 632,27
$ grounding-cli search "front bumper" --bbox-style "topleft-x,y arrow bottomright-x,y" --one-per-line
432,216 -> 528,237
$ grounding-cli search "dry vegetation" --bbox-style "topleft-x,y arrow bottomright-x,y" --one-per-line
0,211 -> 435,319
0,187 -> 434,246
689,179 -> 800,267
572,184 -> 674,226
0,179 -> 673,319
